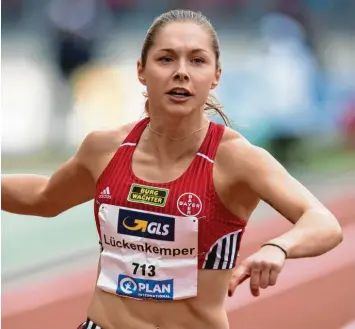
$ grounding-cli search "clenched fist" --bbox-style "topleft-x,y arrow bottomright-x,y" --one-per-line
228,244 -> 287,297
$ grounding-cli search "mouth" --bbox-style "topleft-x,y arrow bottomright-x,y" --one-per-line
167,88 -> 193,98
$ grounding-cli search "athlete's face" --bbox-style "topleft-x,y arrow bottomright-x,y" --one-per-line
137,22 -> 221,117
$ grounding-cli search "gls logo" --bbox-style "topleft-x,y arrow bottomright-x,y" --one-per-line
122,218 -> 170,236
118,209 -> 175,241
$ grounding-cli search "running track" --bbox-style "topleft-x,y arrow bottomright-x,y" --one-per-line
2,195 -> 355,329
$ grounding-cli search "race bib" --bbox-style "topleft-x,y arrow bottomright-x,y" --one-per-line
97,204 -> 198,300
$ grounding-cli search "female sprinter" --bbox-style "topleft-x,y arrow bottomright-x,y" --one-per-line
1,9 -> 343,329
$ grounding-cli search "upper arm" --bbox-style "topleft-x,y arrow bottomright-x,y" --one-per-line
40,122 -> 137,216
225,140 -> 327,224
40,132 -> 101,216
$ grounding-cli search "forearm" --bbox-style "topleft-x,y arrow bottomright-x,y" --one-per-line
268,209 -> 343,258
1,174 -> 51,216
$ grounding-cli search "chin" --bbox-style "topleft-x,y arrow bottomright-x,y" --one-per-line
164,103 -> 196,117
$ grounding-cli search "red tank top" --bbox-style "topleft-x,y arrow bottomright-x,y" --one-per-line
94,118 -> 246,269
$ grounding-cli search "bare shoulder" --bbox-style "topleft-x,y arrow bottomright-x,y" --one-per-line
215,126 -> 287,182
215,126 -> 251,163
76,121 -> 138,165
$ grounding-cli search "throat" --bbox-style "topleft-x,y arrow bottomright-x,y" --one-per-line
132,145 -> 197,184
141,123 -> 209,162
147,121 -> 210,142
131,119 -> 210,183
149,136 -> 204,166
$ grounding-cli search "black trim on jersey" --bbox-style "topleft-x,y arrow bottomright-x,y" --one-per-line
203,244 -> 218,269
226,233 -> 235,267
202,230 -> 242,270
80,318 -> 101,329
218,237 -> 227,269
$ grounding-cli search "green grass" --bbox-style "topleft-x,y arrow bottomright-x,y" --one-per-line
306,149 -> 355,173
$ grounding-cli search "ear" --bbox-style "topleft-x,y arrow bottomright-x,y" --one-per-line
211,66 -> 222,90
137,59 -> 146,86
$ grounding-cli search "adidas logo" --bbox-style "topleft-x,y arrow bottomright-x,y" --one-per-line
98,187 -> 112,199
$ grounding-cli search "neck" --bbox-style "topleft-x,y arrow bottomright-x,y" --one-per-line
143,113 -> 210,161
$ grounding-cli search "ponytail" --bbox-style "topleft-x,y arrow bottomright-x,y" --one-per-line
204,94 -> 232,127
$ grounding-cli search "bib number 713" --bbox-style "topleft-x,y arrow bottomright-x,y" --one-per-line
132,262 -> 156,277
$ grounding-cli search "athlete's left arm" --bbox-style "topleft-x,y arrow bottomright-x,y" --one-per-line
242,144 -> 343,258
225,138 -> 343,297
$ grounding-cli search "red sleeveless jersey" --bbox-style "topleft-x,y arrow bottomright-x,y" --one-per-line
94,118 -> 246,269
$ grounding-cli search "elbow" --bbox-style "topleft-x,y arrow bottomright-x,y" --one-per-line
42,211 -> 60,218
34,200 -> 63,218
322,214 -> 343,253
331,222 -> 343,247
40,206 -> 62,218
328,209 -> 343,247
311,209 -> 343,255
31,208 -> 60,218
35,193 -> 63,218
308,223 -> 343,258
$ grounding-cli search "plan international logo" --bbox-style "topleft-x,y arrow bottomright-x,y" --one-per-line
117,274 -> 174,300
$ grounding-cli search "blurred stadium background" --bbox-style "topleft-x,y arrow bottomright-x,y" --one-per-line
1,1 -> 355,328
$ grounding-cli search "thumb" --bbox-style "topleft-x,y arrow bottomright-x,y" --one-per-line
228,264 -> 250,297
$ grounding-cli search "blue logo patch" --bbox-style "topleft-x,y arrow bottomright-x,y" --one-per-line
117,274 -> 174,300
117,209 -> 175,241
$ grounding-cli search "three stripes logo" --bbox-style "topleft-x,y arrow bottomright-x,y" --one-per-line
98,187 -> 112,199
79,320 -> 102,329
202,229 -> 243,270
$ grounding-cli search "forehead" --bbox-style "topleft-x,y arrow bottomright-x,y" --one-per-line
152,22 -> 213,53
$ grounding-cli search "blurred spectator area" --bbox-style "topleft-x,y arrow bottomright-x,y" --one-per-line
2,0 -> 355,166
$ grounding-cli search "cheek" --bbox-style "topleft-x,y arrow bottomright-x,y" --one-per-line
145,68 -> 165,94
146,64 -> 170,83
193,73 -> 215,94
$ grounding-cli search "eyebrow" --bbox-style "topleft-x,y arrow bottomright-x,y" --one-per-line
157,48 -> 208,54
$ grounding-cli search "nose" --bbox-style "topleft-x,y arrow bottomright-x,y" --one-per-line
173,61 -> 189,82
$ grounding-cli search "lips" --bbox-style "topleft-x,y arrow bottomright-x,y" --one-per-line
167,88 -> 193,97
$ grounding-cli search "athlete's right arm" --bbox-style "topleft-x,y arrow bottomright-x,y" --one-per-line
1,132 -> 99,217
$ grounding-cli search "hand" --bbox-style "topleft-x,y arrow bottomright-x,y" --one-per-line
228,245 -> 287,297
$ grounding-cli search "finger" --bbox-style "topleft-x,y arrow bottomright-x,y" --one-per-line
269,269 -> 279,286
228,274 -> 250,297
238,274 -> 250,285
259,268 -> 271,289
228,265 -> 249,297
228,278 -> 235,297
249,266 -> 261,297
233,264 -> 249,283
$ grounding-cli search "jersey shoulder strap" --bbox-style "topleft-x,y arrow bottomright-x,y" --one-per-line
121,117 -> 150,144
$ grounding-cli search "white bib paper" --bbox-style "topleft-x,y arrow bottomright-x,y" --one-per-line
97,204 -> 198,300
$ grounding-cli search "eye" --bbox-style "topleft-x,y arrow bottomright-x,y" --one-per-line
191,58 -> 205,64
159,57 -> 173,63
